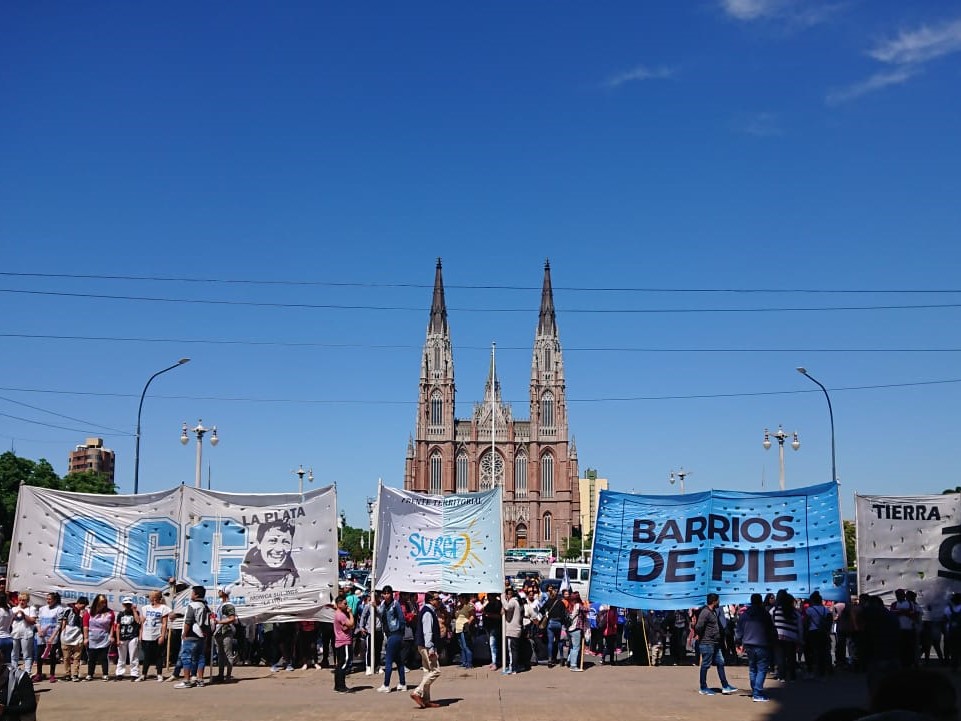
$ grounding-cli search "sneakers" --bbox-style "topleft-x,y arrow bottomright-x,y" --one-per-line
102,675 -> 110,682
173,681 -> 195,689
84,675 -> 93,682
752,695 -> 770,703
721,685 -> 739,695
314,663 -> 322,670
157,675 -> 166,682
375,684 -> 392,693
285,665 -> 294,672
699,688 -> 716,696
270,664 -> 282,673
195,679 -> 205,687
395,683 -> 406,691
300,664 -> 308,671
72,676 -> 81,683
134,676 -> 145,683
570,666 -> 583,672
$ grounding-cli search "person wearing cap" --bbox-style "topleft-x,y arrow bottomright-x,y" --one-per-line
114,597 -> 142,680
212,587 -> 238,683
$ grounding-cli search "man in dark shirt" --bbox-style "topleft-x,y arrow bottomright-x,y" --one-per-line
0,663 -> 37,720
694,593 -> 738,696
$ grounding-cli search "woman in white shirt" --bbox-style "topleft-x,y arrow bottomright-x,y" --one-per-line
0,593 -> 14,663
10,594 -> 38,675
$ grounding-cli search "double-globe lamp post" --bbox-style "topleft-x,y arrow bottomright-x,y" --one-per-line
763,425 -> 799,491
669,468 -> 691,494
294,465 -> 314,495
134,358 -> 190,495
181,420 -> 218,488
797,367 -> 838,484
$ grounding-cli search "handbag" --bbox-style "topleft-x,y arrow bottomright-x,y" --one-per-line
537,615 -> 549,630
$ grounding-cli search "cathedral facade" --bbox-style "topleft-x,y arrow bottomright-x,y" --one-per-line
404,260 -> 580,551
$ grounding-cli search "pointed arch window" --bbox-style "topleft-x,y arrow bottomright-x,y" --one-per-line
543,512 -> 553,542
429,451 -> 443,495
514,452 -> 528,498
541,453 -> 554,498
540,390 -> 555,432
430,390 -> 443,427
456,451 -> 469,493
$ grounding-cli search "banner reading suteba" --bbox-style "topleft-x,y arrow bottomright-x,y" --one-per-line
590,482 -> 846,609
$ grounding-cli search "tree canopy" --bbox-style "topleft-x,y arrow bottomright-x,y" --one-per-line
0,451 -> 116,559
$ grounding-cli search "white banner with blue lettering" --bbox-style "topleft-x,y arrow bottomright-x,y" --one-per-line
856,493 -> 961,617
589,481 -> 847,610
7,484 -> 339,621
373,486 -> 504,593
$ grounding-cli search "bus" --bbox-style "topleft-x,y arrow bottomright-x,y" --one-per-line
505,547 -> 553,563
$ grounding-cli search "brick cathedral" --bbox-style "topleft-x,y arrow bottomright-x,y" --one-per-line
404,259 -> 580,550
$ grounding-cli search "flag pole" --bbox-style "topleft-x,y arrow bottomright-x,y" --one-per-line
492,341 -> 507,671
367,479 -> 381,675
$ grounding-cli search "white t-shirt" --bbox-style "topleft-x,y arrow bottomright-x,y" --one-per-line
140,604 -> 171,641
37,604 -> 63,643
11,605 -> 38,640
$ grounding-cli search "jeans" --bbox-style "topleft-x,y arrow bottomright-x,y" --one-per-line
11,637 -> 34,674
698,642 -> 731,690
179,637 -> 203,676
547,620 -> 563,663
776,639 -> 798,681
457,631 -> 473,668
567,628 -> 583,668
745,644 -> 770,698
505,636 -> 519,673
383,632 -> 406,687
488,627 -> 501,667
141,639 -> 164,676
333,644 -> 349,690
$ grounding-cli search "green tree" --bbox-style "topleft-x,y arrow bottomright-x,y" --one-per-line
943,486 -> 961,494
843,520 -> 857,568
1,451 -> 117,560
562,535 -> 582,560
339,524 -> 373,563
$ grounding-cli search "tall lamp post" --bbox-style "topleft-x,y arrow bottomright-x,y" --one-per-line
669,468 -> 691,494
763,425 -> 799,491
797,367 -> 838,484
294,465 -> 314,495
181,420 -> 218,488
134,358 -> 190,494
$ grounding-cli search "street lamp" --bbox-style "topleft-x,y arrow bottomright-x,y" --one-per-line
763,425 -> 799,491
294,465 -> 314,495
797,367 -> 838,484
669,468 -> 691,494
181,420 -> 218,489
134,358 -> 190,494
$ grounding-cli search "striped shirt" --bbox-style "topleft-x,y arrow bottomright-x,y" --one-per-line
770,605 -> 803,642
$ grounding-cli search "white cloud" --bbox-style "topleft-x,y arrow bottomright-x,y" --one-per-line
736,112 -> 783,137
602,65 -> 675,89
719,0 -> 838,27
825,67 -> 919,106
868,18 -> 961,65
826,16 -> 961,104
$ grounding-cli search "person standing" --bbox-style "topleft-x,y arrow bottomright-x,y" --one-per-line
694,593 -> 738,696
113,597 -> 141,680
543,587 -> 566,668
59,596 -> 87,682
82,594 -> 115,681
890,589 -> 920,669
601,605 -> 620,666
736,593 -> 778,703
35,592 -> 64,683
376,586 -> 407,693
804,591 -> 832,678
410,592 -> 442,709
333,594 -> 355,693
0,594 -> 13,664
567,592 -> 587,671
482,594 -> 503,670
137,590 -> 170,682
453,595 -> 474,670
771,591 -> 803,682
213,587 -> 238,683
10,594 -> 37,677
502,588 -> 522,675
670,608 -> 690,666
174,586 -> 211,689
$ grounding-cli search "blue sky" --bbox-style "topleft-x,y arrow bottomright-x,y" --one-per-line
2,1 -> 960,526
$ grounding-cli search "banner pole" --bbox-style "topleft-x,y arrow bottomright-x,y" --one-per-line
367,479 -> 381,675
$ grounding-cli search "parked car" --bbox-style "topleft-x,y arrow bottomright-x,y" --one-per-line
511,570 -> 542,589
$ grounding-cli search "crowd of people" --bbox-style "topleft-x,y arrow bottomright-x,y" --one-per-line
0,572 -> 958,715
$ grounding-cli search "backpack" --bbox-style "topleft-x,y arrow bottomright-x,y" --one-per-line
189,601 -> 213,639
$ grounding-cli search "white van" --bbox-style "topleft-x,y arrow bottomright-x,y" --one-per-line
548,562 -> 591,595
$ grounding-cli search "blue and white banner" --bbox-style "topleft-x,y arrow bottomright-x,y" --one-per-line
7,485 -> 339,621
589,481 -> 847,610
373,486 -> 504,593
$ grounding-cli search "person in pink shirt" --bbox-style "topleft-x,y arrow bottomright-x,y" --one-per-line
83,594 -> 115,681
333,594 -> 354,693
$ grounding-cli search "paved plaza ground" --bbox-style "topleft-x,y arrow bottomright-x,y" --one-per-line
35,659 -> 957,721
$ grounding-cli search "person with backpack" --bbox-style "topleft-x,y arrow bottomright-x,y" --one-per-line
174,586 -> 211,689
694,593 -> 738,696
59,596 -> 87,682
804,591 -> 832,678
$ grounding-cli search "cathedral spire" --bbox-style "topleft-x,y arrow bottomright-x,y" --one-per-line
428,257 -> 448,336
483,345 -> 502,404
537,259 -> 557,337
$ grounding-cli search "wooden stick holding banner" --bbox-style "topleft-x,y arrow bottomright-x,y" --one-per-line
367,480 -> 380,675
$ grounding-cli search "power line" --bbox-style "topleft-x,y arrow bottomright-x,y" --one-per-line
3,288 -> 961,313
0,377 -> 957,406
0,411 -> 130,436
2,271 -> 960,294
0,395 -> 132,435
2,333 -> 961,353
